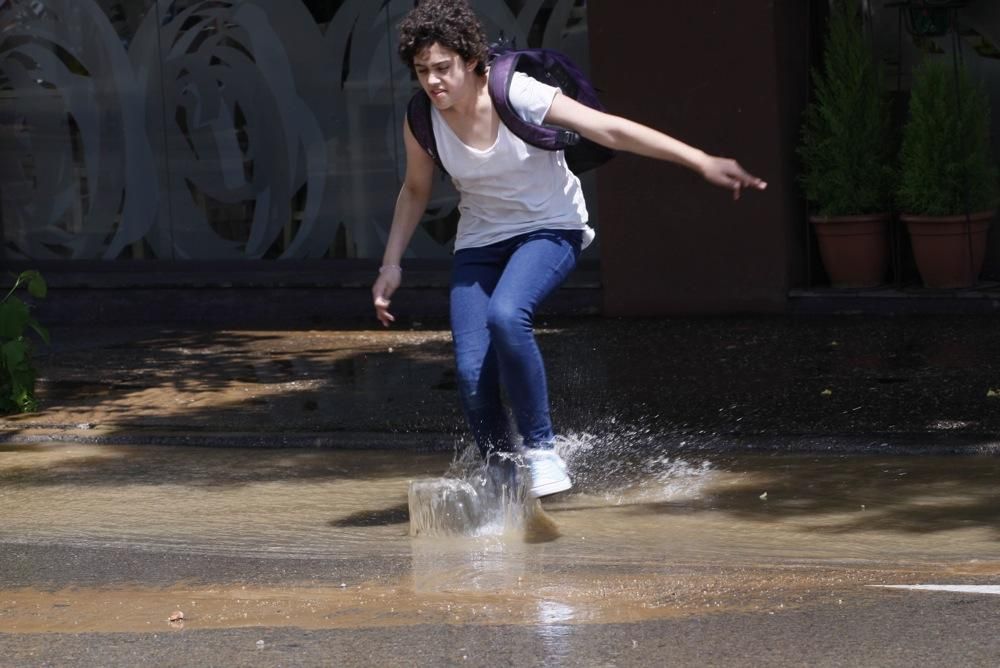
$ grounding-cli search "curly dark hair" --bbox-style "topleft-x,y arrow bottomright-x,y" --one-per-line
398,0 -> 489,76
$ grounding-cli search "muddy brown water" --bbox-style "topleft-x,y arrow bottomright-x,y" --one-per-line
2,440 -> 999,633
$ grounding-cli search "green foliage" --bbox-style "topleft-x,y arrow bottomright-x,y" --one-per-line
898,59 -> 1000,216
798,0 -> 894,216
0,271 -> 49,414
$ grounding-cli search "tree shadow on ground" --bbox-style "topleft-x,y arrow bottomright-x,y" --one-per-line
23,325 -> 465,436
21,314 -> 1000,438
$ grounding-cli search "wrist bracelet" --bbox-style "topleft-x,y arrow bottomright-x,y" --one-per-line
379,264 -> 402,274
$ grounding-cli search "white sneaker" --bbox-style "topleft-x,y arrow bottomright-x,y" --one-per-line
522,448 -> 572,497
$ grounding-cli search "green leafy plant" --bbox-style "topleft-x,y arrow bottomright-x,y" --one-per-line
0,270 -> 49,413
898,59 -> 1000,216
798,0 -> 894,216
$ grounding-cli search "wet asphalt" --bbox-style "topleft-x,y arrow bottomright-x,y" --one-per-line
5,314 -> 1000,450
2,314 -> 1000,666
3,594 -> 1000,668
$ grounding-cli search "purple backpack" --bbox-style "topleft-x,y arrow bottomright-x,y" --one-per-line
406,43 -> 615,176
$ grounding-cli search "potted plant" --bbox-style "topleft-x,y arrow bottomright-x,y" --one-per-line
898,58 -> 999,289
798,0 -> 894,288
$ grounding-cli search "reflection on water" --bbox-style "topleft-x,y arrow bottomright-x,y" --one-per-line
2,437 -> 999,568
410,537 -> 528,594
535,600 -> 576,664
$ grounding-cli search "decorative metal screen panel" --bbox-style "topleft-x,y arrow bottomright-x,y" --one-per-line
0,0 -> 594,261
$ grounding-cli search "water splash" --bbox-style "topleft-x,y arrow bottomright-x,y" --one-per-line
407,478 -> 485,537
408,450 -> 558,540
553,430 -> 715,505
408,427 -> 716,538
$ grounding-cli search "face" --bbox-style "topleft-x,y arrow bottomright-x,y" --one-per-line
412,42 -> 477,109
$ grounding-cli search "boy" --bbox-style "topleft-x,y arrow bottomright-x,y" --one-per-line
372,0 -> 766,497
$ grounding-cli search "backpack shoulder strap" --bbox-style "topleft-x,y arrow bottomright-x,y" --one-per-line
487,50 -> 580,151
488,48 -> 615,174
406,90 -> 448,176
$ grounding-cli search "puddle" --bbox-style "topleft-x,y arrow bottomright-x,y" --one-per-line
2,439 -> 999,564
2,438 -> 999,633
0,445 -> 440,558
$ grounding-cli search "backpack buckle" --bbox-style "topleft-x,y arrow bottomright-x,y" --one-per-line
556,129 -> 580,146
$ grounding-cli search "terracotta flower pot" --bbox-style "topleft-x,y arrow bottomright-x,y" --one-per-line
901,210 -> 995,289
809,213 -> 890,288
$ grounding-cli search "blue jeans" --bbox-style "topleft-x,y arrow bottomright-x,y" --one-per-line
450,229 -> 583,458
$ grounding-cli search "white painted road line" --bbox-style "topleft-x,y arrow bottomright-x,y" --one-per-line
871,585 -> 1000,595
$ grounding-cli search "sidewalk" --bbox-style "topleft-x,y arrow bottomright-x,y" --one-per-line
3,315 -> 999,454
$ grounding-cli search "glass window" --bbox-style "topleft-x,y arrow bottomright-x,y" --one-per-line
0,0 -> 598,261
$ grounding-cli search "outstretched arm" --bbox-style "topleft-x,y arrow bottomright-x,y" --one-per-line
372,120 -> 435,327
544,93 -> 767,200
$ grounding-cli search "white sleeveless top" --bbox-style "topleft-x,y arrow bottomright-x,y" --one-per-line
431,72 -> 594,251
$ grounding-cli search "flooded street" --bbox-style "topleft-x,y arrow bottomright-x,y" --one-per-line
2,439 -> 998,647
3,319 -> 999,663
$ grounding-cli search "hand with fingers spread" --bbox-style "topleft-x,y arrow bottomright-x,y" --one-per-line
372,264 -> 402,327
